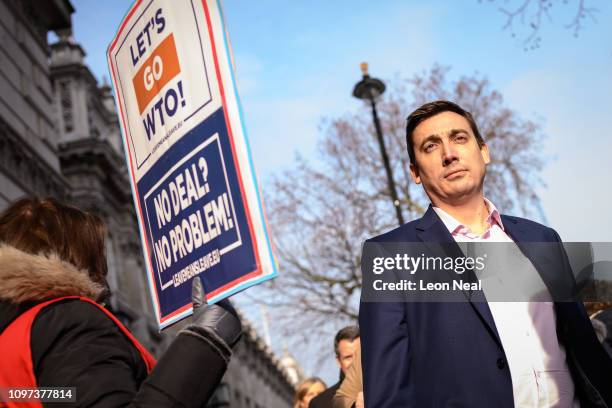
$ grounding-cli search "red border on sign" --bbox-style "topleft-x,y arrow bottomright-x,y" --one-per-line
108,0 -> 264,326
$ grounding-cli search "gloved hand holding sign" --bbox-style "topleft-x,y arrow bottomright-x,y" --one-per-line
134,277 -> 243,406
185,276 -> 242,361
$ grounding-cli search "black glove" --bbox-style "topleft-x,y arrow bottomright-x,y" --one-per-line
183,277 -> 242,359
135,277 -> 238,406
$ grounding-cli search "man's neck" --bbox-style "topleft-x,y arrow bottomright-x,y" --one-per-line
432,194 -> 489,235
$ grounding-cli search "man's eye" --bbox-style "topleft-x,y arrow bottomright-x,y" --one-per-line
424,143 -> 436,152
455,135 -> 468,142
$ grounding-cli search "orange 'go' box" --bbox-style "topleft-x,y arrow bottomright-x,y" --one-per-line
132,33 -> 181,114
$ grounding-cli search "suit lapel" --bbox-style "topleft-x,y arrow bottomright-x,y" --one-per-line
416,206 -> 503,349
501,216 -> 575,302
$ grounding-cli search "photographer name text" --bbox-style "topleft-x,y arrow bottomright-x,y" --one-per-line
373,279 -> 482,292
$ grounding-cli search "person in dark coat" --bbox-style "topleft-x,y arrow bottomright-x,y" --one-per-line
359,100 -> 612,407
0,197 -> 241,407
309,326 -> 360,408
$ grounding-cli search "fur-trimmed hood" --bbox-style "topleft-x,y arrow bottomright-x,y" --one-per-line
0,245 -> 104,303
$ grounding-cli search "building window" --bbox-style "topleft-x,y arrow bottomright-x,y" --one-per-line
59,81 -> 73,132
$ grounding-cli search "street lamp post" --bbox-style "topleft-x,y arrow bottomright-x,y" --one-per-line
352,62 -> 405,226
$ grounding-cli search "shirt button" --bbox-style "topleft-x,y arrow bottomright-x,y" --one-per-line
496,358 -> 506,369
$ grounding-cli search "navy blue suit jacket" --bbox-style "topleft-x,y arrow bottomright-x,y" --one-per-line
359,206 -> 612,408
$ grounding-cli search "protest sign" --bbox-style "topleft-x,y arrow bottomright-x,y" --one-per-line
107,0 -> 277,328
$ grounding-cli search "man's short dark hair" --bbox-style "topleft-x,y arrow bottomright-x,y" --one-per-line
334,325 -> 360,356
405,100 -> 485,166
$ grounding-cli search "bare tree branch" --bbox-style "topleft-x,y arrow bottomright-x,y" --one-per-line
566,0 -> 598,37
482,0 -> 599,49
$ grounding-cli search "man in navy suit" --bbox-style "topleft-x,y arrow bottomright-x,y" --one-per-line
359,100 -> 612,407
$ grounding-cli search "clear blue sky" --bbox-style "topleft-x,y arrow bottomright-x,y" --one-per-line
71,0 -> 612,382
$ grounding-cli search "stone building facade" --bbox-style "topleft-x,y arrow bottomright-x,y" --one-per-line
217,319 -> 297,408
0,1 -> 295,406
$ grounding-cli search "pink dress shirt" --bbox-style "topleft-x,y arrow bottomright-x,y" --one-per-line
433,199 -> 578,408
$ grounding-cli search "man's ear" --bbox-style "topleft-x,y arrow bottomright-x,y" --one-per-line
480,143 -> 490,165
335,356 -> 341,369
410,162 -> 422,184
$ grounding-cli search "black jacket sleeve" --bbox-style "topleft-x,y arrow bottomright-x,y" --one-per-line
131,331 -> 227,407
31,299 -> 227,408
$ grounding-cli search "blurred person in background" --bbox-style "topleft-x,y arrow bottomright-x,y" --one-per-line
0,197 -> 241,407
585,301 -> 612,358
332,340 -> 363,408
294,377 -> 326,408
309,326 -> 359,408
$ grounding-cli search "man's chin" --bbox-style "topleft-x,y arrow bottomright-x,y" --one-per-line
423,182 -> 481,203
441,187 -> 482,204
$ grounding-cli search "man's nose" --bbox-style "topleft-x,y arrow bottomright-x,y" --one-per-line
442,142 -> 459,166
